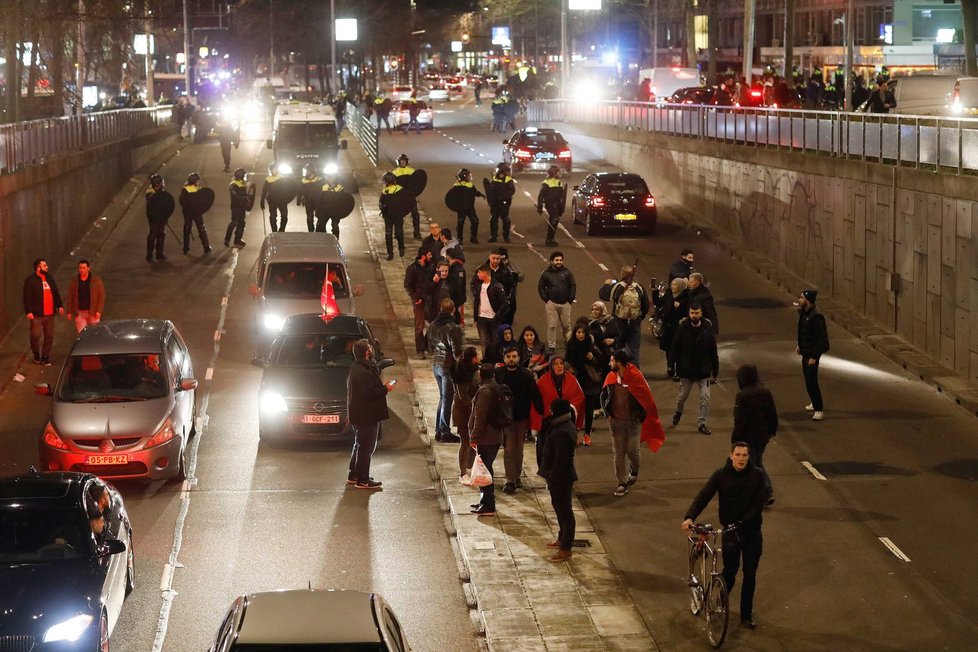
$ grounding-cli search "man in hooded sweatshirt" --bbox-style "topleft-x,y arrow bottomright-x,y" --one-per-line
732,364 -> 779,506
538,399 -> 578,562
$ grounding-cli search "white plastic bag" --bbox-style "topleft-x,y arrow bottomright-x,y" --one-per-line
469,454 -> 493,488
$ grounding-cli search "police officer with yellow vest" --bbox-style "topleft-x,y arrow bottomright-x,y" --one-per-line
319,173 -> 345,237
297,164 -> 322,232
260,163 -> 289,232
145,174 -> 169,261
178,172 -> 212,255
537,165 -> 566,247
392,154 -> 421,239
379,172 -> 408,261
487,162 -> 516,244
451,168 -> 485,244
225,168 -> 249,248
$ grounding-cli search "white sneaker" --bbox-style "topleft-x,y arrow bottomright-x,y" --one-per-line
812,411 -> 824,421
805,404 -> 815,411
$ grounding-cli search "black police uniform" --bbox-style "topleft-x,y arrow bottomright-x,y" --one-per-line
226,178 -> 249,246
179,184 -> 211,254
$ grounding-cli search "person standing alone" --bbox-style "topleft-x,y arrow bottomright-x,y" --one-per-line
537,251 -> 576,352
346,339 -> 395,490
23,258 -> 64,365
65,260 -> 105,334
796,289 -> 829,421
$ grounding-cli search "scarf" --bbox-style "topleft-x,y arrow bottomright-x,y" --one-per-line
602,363 -> 666,452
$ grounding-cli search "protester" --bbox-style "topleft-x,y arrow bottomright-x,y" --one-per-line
23,258 -> 64,366
671,302 -> 720,435
796,289 -> 829,421
346,340 -> 394,490
598,266 -> 649,368
530,356 -> 585,443
469,364 -> 504,515
65,260 -> 106,334
517,325 -> 550,378
732,364 -> 779,506
538,251 -> 576,352
452,346 -> 482,482
538,399 -> 578,562
427,298 -> 463,443
495,347 -> 544,494
564,322 -> 604,446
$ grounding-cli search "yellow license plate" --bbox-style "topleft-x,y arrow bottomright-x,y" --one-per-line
87,454 -> 128,465
614,213 -> 637,221
300,414 -> 341,424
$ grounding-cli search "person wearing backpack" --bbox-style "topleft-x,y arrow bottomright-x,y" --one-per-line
469,364 -> 506,515
598,265 -> 650,369
495,346 -> 544,495
427,298 -> 464,443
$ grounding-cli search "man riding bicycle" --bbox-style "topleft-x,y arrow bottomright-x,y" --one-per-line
682,442 -> 767,630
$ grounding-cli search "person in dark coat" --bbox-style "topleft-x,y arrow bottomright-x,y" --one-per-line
23,258 -> 64,365
487,162 -> 516,243
668,248 -> 695,282
495,347 -> 544,494
670,302 -> 719,435
660,277 -> 689,380
598,265 -> 650,368
450,168 -> 485,244
423,260 -> 452,323
471,265 -> 510,359
517,325 -> 550,378
538,399 -> 578,562
485,322 -> 515,365
796,289 -> 829,421
564,321 -> 605,445
446,246 -> 467,325
867,79 -> 896,114
452,346 -> 482,481
732,364 -> 779,505
683,443 -> 767,629
427,298 -> 463,442
404,248 -> 433,358
469,364 -> 504,515
179,172 -> 212,255
686,273 -> 718,335
145,174 -> 171,261
587,301 -> 620,370
346,339 -> 394,490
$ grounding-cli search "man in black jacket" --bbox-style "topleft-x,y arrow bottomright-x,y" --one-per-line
732,364 -> 778,505
446,247 -> 467,325
346,340 -> 394,490
404,248 -> 433,359
687,273 -> 718,335
427,298 -> 463,443
23,258 -> 64,365
796,289 -> 829,421
472,265 -> 509,359
538,399 -> 578,562
495,347 -> 544,494
537,251 -> 576,352
670,303 -> 719,435
668,248 -> 695,282
682,443 -> 767,629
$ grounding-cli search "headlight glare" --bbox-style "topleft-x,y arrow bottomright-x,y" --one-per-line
278,163 -> 294,175
260,391 -> 288,414
263,314 -> 285,331
43,614 -> 94,643
323,162 -> 338,175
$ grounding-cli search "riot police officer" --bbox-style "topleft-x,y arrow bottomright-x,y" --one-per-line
537,165 -> 566,247
226,168 -> 249,247
260,163 -> 289,232
392,154 -> 421,239
451,168 -> 484,244
379,172 -> 409,261
178,172 -> 212,255
319,173 -> 345,237
487,162 -> 516,244
145,174 -> 170,261
297,164 -> 323,232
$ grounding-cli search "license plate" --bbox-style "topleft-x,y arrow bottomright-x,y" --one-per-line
87,454 -> 128,465
536,152 -> 555,159
614,213 -> 638,221
300,414 -> 341,424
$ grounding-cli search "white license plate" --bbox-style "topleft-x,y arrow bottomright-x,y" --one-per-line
300,414 -> 341,424
536,153 -> 555,159
87,454 -> 128,465
614,213 -> 638,221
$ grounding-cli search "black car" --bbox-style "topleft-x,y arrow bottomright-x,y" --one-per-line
501,127 -> 572,174
0,470 -> 133,651
667,86 -> 735,107
571,172 -> 657,236
253,314 -> 393,442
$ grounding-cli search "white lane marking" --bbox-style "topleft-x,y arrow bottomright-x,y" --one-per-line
523,190 -> 533,199
598,263 -> 609,272
801,461 -> 826,481
221,297 -> 228,305
205,367 -> 214,381
879,537 -> 911,562
213,330 -> 221,341
525,243 -> 548,263
159,563 -> 173,591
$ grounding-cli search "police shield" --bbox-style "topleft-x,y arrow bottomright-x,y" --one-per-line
147,190 -> 176,222
245,183 -> 257,212
444,185 -> 474,213
401,169 -> 428,197
482,178 -> 496,206
188,187 -> 216,215
268,178 -> 299,205
319,191 -> 356,221
385,191 -> 417,220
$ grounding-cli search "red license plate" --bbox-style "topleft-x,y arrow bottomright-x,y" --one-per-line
300,414 -> 341,424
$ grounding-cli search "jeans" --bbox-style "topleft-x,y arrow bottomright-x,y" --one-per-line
676,378 -> 712,426
476,444 -> 499,509
404,116 -> 421,134
549,482 -> 575,551
349,422 -> 380,483
609,417 -> 640,484
476,317 -> 496,360
29,315 -> 56,358
432,364 -> 455,437
615,318 -> 642,369
802,356 -> 823,411
750,441 -> 773,498
502,419 -> 528,484
545,301 -> 572,351
412,303 -> 426,354
723,527 -> 763,620
73,310 -> 100,334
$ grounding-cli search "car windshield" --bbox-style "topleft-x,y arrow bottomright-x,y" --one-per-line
398,101 -> 427,110
278,123 -> 337,150
265,263 -> 349,300
523,132 -> 565,148
58,353 -> 168,402
0,505 -> 90,562
272,334 -> 360,368
599,177 -> 649,196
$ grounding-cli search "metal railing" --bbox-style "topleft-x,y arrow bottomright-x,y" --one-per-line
0,106 -> 173,175
528,100 -> 978,174
345,101 -> 379,166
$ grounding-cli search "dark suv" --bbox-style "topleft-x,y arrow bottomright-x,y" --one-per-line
571,172 -> 657,235
502,127 -> 572,174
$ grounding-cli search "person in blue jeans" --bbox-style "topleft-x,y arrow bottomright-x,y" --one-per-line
427,298 -> 464,442
468,364 -> 504,515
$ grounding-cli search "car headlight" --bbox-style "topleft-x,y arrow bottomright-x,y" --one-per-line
43,614 -> 94,643
43,421 -> 68,450
323,162 -> 338,175
263,314 -> 285,332
951,101 -> 963,114
278,163 -> 294,175
146,419 -> 176,448
260,390 -> 288,414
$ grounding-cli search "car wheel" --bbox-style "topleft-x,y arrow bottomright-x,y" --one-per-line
173,444 -> 187,482
572,200 -> 580,224
125,532 -> 135,596
99,609 -> 109,652
586,210 -> 600,236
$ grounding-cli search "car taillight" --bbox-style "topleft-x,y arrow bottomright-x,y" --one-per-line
558,149 -> 572,159
645,195 -> 656,208
592,196 -> 605,207
43,422 -> 68,450
750,90 -> 762,98
515,149 -> 532,158
146,419 -> 176,448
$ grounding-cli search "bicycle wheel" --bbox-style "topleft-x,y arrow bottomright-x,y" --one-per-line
687,544 -> 707,615
706,575 -> 729,648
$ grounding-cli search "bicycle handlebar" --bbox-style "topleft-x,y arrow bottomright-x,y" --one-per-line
689,522 -> 737,537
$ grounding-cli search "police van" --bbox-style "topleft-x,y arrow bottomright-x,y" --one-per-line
267,102 -> 347,177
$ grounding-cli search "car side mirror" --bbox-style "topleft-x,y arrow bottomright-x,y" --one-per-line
379,357 -> 395,370
340,140 -> 348,150
352,284 -> 365,297
178,378 -> 198,391
34,383 -> 52,396
266,138 -> 273,148
101,539 -> 126,556
249,282 -> 260,297
250,357 -> 266,368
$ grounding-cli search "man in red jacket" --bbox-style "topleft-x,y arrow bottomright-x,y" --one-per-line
23,258 -> 64,366
65,260 -> 106,334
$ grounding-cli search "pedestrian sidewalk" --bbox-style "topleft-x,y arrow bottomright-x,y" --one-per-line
352,148 -> 658,651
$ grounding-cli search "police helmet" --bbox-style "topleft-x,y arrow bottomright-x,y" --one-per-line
382,172 -> 397,185
268,163 -> 278,176
149,174 -> 164,189
547,165 -> 561,177
187,172 -> 201,185
397,154 -> 409,164
457,168 -> 471,181
234,167 -> 247,180
302,164 -> 315,177
495,162 -> 511,174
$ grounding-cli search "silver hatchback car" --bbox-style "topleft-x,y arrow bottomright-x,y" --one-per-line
36,319 -> 198,481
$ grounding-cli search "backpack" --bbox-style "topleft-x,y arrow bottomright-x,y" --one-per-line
488,383 -> 515,428
614,282 -> 643,321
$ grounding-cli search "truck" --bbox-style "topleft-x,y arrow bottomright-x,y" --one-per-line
266,102 -> 346,177
639,67 -> 701,102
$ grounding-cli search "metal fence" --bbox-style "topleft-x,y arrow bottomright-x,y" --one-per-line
528,100 -> 978,174
0,106 -> 173,175
345,101 -> 379,167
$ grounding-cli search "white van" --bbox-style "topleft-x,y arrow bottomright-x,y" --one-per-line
639,67 -> 701,103
887,74 -> 959,115
949,77 -> 978,116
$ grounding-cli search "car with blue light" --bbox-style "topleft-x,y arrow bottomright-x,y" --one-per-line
571,172 -> 658,235
501,127 -> 572,174
0,470 -> 133,651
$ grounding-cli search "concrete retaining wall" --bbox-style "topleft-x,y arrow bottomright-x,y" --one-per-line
560,124 -> 978,383
0,126 -> 179,340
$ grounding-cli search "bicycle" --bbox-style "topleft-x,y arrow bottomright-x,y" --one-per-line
686,522 -> 735,647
